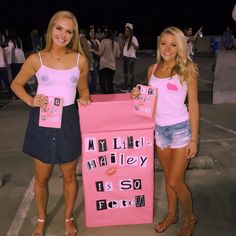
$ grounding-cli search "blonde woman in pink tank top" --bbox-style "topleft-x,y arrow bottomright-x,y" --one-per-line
11,10 -> 90,236
132,26 -> 199,236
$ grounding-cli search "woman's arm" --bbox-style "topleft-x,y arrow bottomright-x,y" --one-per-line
189,27 -> 203,42
10,53 -> 38,107
186,73 -> 199,158
77,54 -> 90,105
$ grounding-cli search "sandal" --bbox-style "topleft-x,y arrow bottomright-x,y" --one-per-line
65,217 -> 77,236
32,218 -> 46,236
154,213 -> 178,233
177,214 -> 198,236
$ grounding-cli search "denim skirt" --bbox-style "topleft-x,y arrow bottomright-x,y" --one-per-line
23,104 -> 82,164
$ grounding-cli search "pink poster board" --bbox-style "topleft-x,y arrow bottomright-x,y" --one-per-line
79,93 -> 155,227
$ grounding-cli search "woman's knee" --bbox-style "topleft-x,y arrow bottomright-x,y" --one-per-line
62,173 -> 77,184
167,178 -> 184,192
34,175 -> 50,188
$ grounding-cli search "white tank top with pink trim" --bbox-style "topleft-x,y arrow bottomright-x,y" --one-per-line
149,64 -> 189,126
36,52 -> 80,106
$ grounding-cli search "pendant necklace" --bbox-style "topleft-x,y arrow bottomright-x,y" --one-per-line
50,52 -> 62,61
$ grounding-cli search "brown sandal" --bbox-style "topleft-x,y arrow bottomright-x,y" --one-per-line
154,213 -> 178,233
177,214 -> 198,236
65,217 -> 77,236
32,218 -> 46,236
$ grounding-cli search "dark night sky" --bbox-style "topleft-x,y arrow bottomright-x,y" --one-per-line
1,0 -> 236,49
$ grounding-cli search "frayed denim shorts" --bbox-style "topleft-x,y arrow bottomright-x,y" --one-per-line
155,120 -> 191,149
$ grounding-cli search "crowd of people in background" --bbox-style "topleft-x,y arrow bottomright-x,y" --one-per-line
0,28 -> 26,100
1,21 -> 236,98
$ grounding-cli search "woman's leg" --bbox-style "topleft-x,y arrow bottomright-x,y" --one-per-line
169,147 -> 197,236
89,69 -> 97,94
167,147 -> 193,218
157,146 -> 178,215
127,58 -> 135,89
32,158 -> 53,235
59,159 -> 78,235
123,57 -> 129,90
155,146 -> 179,233
99,69 -> 107,94
106,68 -> 115,94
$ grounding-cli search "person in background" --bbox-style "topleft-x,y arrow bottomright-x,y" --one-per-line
91,28 -> 120,94
232,3 -> 236,21
221,26 -> 236,50
11,10 -> 90,236
7,29 -> 27,89
0,44 -> 14,99
79,28 -> 94,96
121,23 -> 139,92
40,29 -> 47,49
3,29 -> 14,82
30,29 -> 41,52
80,28 -> 93,65
131,26 -> 199,236
95,27 -> 104,42
183,26 -> 203,59
86,25 -> 100,94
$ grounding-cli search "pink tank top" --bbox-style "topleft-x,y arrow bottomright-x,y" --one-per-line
36,52 -> 80,106
149,64 -> 189,126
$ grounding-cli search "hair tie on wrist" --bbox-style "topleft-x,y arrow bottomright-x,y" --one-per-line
190,140 -> 198,145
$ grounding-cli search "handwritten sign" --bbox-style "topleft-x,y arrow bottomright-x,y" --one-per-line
39,96 -> 63,128
134,84 -> 157,118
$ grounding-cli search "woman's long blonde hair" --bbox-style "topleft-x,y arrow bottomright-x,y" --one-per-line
156,26 -> 198,83
44,10 -> 84,55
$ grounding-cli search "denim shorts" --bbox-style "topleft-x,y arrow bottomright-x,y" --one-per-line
155,120 -> 191,149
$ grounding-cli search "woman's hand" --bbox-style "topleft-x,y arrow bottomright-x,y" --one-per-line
32,94 -> 48,108
131,86 -> 141,99
77,97 -> 91,105
185,140 -> 198,159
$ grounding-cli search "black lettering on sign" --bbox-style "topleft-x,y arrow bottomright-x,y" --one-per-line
133,179 -> 142,190
86,160 -> 96,170
110,153 -> 116,164
98,139 -> 107,152
85,138 -> 96,151
107,200 -> 118,209
95,181 -> 104,192
135,195 -> 145,207
54,97 -> 61,106
127,136 -> 134,149
98,155 -> 107,166
113,138 -> 121,149
96,200 -> 107,210
120,180 -> 132,190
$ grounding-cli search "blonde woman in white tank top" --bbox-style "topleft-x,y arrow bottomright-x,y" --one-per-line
11,11 -> 90,236
132,26 -> 199,236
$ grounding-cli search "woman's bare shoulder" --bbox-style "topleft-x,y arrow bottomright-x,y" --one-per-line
148,63 -> 156,73
23,51 -> 41,70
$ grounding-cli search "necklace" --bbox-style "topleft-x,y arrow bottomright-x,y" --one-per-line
50,52 -> 62,61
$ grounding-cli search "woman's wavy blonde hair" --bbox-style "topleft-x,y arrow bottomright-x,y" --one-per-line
44,10 -> 84,55
156,26 -> 198,83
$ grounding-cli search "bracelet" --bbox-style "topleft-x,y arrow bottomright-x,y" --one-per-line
190,139 -> 198,145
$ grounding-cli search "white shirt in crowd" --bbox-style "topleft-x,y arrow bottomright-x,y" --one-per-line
123,36 -> 139,58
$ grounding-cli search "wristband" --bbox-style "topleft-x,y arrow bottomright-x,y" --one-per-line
190,139 -> 198,145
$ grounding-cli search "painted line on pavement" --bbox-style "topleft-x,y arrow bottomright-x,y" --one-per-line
200,138 -> 236,143
199,78 -> 213,84
7,177 -> 35,236
200,117 -> 236,135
